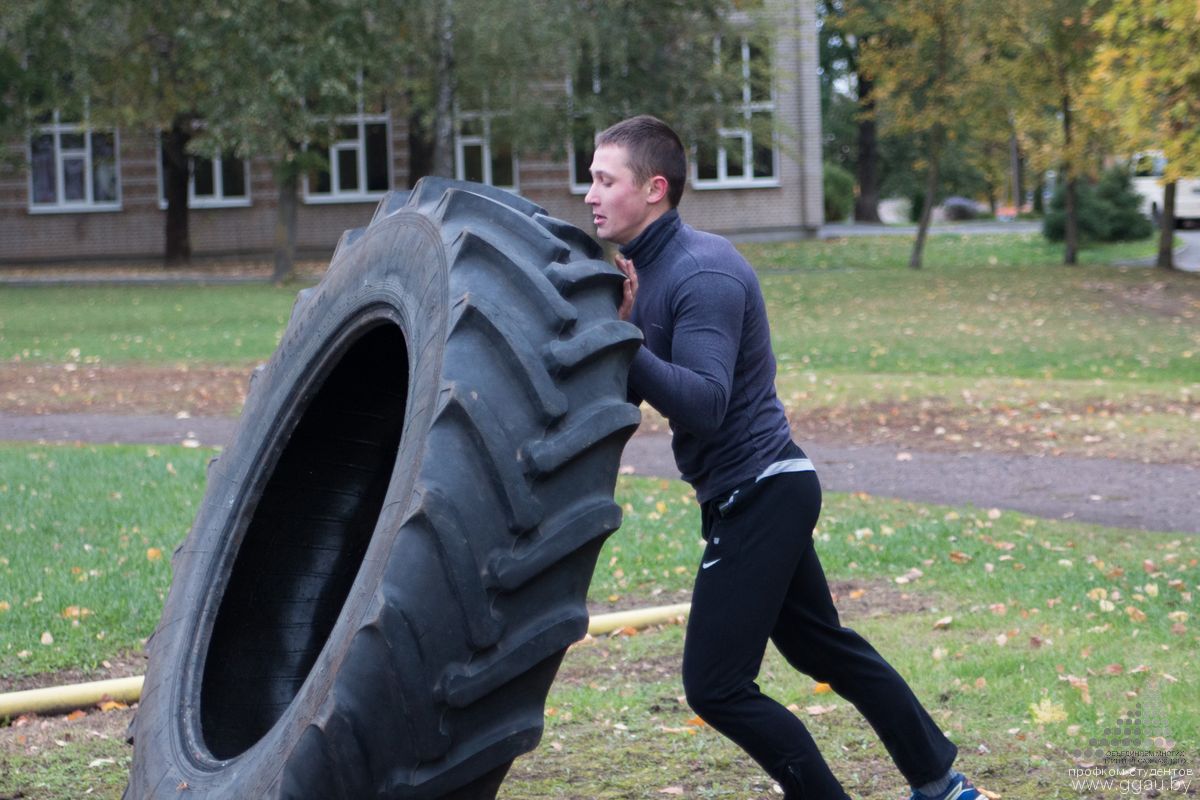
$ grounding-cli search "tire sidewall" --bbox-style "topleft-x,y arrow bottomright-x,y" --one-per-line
138,212 -> 449,795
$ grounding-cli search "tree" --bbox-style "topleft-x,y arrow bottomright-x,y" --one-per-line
818,0 -> 886,222
998,0 -> 1111,266
1,0 -> 95,160
375,0 -> 743,189
857,0 -> 982,268
87,1 -> 224,266
3,0 -> 216,264
1092,0 -> 1200,270
196,0 -> 373,283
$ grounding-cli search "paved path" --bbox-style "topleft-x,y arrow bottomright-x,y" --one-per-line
3,412 -> 1196,535
623,433 -> 1199,535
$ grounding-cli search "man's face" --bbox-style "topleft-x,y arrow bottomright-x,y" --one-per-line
584,144 -> 657,245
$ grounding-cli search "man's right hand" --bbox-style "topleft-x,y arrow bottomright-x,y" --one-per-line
614,254 -> 638,321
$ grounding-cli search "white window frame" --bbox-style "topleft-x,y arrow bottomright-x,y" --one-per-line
567,67 -> 603,195
567,135 -> 594,195
303,109 -> 391,204
692,36 -> 779,190
27,111 -> 122,213
156,136 -> 251,210
454,109 -> 519,192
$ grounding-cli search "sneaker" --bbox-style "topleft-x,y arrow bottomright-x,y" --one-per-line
908,772 -> 980,800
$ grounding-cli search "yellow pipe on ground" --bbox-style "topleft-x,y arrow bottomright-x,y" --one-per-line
0,603 -> 693,718
587,601 -> 691,636
0,675 -> 144,719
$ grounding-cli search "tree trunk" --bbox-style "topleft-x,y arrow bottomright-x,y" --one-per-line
273,169 -> 299,285
1060,88 -> 1077,265
854,73 -> 881,223
909,142 -> 940,270
431,0 -> 456,179
162,118 -> 192,266
1064,175 -> 1079,265
1157,180 -> 1176,270
1008,126 -> 1021,212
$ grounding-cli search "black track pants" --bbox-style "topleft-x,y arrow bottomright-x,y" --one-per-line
681,468 -> 958,798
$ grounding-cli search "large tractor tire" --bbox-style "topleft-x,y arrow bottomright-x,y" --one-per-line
126,178 -> 641,799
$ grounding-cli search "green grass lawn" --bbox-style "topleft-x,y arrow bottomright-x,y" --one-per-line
742,233 -> 1197,385
2,446 -> 1195,797
3,234 -> 1193,381
0,284 -> 296,365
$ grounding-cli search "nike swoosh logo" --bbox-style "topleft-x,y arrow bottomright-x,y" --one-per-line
702,559 -> 721,569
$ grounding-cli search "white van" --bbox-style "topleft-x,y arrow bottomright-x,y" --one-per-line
1131,151 -> 1200,226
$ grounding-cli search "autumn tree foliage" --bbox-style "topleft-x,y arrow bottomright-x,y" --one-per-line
1092,0 -> 1200,270
854,0 -> 986,269
995,0 -> 1113,266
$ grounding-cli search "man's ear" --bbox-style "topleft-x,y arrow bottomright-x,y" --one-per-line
646,175 -> 669,205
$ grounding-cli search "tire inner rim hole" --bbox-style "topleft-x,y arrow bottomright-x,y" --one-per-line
200,322 -> 408,759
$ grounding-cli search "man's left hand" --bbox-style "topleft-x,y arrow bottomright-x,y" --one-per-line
615,254 -> 638,321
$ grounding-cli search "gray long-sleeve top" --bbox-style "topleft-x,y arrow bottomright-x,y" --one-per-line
621,209 -> 794,503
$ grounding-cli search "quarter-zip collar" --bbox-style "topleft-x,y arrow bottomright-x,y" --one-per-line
619,208 -> 681,270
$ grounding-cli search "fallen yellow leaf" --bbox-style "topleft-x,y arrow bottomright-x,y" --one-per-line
146,548 -> 163,562
812,682 -> 833,694
1029,698 -> 1068,725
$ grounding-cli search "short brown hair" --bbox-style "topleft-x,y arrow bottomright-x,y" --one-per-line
595,115 -> 687,208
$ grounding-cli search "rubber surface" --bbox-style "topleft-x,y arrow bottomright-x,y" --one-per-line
125,178 -> 641,798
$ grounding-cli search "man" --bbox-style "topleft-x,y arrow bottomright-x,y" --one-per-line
584,114 -> 980,800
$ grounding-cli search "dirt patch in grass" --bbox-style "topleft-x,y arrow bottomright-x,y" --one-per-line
828,579 -> 940,619
0,363 -> 250,416
790,395 -> 1200,467
1,704 -> 133,758
1084,278 -> 1200,320
0,652 -> 147,695
0,655 -> 141,800
5,363 -> 1199,467
0,650 -> 144,782
587,579 -> 935,624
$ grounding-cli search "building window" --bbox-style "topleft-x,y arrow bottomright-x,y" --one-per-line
28,112 -> 120,212
569,116 -> 596,193
567,52 -> 604,193
455,111 -> 517,191
304,114 -> 390,202
157,135 -> 250,209
693,36 -> 778,188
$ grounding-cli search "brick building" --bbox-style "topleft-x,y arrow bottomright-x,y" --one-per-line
0,1 -> 822,266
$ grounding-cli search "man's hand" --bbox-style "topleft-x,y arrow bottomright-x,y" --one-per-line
615,254 -> 638,321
